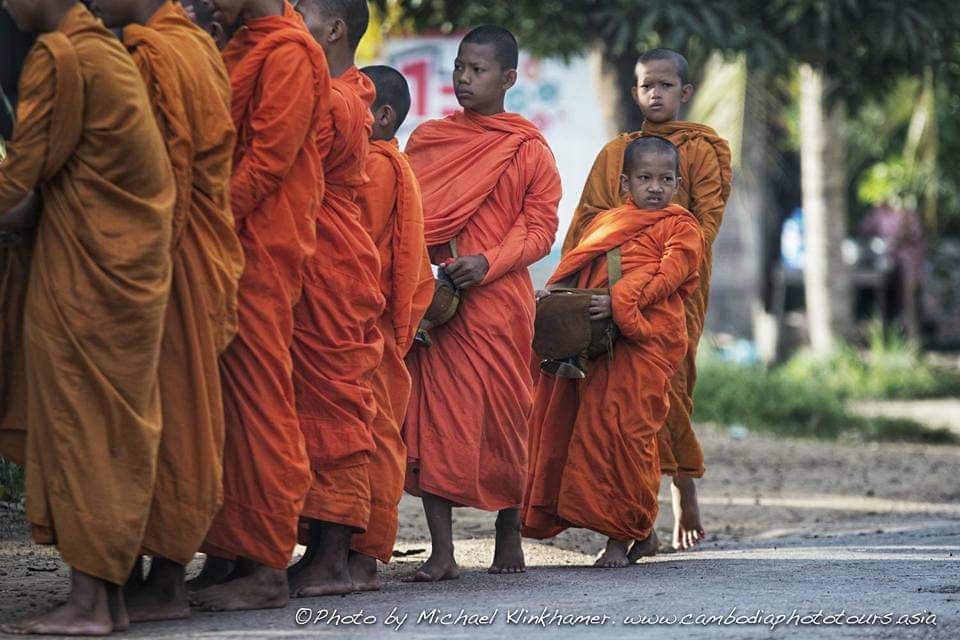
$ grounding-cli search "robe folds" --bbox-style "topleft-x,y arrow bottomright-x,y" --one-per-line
352,139 -> 432,561
122,0 -> 244,565
523,203 -> 703,542
0,4 -> 174,584
202,2 -> 330,569
561,120 -> 731,478
403,110 -> 561,511
0,242 -> 30,463
294,66 -> 384,532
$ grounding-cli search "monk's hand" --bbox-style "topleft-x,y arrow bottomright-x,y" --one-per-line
589,294 -> 612,320
444,255 -> 489,289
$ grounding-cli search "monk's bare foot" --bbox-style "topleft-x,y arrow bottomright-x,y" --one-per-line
595,539 -> 630,568
489,508 -> 526,574
287,544 -> 316,578
126,557 -> 190,623
628,531 -> 659,563
288,522 -> 354,597
671,476 -> 705,551
1,570 -> 113,636
186,555 -> 235,591
403,551 -> 460,582
348,552 -> 381,592
189,562 -> 288,612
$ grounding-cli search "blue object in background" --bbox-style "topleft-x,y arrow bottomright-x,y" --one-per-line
781,207 -> 805,271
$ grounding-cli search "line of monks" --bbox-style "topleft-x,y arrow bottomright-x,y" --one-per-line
0,0 -> 731,635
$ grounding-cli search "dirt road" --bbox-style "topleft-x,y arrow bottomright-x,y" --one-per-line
2,425 -> 958,638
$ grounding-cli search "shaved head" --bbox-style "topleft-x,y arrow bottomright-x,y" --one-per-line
637,48 -> 689,85
460,24 -> 518,71
623,136 -> 680,175
362,65 -> 411,129
311,0 -> 368,51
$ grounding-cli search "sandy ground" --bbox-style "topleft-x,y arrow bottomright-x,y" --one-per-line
1,424 -> 958,638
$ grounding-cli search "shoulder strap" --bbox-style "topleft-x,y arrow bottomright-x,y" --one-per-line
606,246 -> 622,289
449,237 -> 459,259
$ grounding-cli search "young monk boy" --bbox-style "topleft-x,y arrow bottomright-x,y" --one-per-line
403,25 -> 561,581
349,64 -> 433,591
0,0 -> 174,634
523,136 -> 703,568
283,0 -> 384,598
92,0 -> 245,622
562,48 -> 732,552
188,0 -> 331,612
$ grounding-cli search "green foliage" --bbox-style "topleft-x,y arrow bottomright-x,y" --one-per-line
693,332 -> 960,444
0,459 -> 24,504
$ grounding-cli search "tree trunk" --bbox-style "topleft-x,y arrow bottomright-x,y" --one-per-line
798,64 -> 852,354
596,47 -> 643,136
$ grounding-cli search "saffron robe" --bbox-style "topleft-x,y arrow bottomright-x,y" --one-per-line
0,3 -> 174,584
202,2 -> 330,569
523,203 -> 702,541
560,120 -> 731,478
352,139 -> 432,561
122,0 -> 244,565
294,66 -> 384,532
403,110 -> 561,511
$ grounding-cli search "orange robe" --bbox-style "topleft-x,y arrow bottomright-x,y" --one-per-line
0,240 -> 30,463
0,4 -> 174,584
523,203 -> 702,541
352,139 -> 433,561
202,2 -> 330,569
293,66 -> 384,532
404,110 -> 561,511
561,121 -> 732,478
122,1 -> 244,565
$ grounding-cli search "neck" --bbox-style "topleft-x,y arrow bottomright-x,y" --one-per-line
133,0 -> 168,25
327,49 -> 354,78
244,0 -> 284,21
40,0 -> 77,32
468,97 -> 506,117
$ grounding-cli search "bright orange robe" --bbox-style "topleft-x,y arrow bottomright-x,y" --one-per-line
560,121 -> 732,478
202,2 -> 330,569
122,1 -> 244,565
523,203 -> 702,541
294,66 -> 384,532
0,4 -> 174,584
352,139 -> 433,561
403,110 -> 561,511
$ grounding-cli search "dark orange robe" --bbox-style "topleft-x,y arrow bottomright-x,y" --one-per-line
561,121 -> 732,478
403,110 -> 561,511
201,2 -> 330,569
352,139 -> 432,561
0,4 -> 174,584
523,203 -> 702,541
122,1 -> 244,566
0,240 -> 30,463
293,66 -> 384,532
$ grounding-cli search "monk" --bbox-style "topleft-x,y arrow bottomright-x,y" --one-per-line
561,48 -> 732,552
348,64 -> 433,591
0,0 -> 175,634
188,0 -> 330,612
286,0 -> 384,598
92,0 -> 244,622
187,0 -> 234,48
523,137 -> 703,568
403,25 -> 562,582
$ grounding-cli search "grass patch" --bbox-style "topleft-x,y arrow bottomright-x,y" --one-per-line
0,458 -> 24,504
693,341 -> 960,445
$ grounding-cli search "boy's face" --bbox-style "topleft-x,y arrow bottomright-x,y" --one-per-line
453,42 -> 516,114
632,59 -> 693,124
620,151 -> 679,210
294,1 -> 334,48
3,0 -> 43,31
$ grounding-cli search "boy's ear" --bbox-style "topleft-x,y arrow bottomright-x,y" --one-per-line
631,85 -> 640,107
680,83 -> 694,103
619,173 -> 630,196
328,17 -> 346,44
377,104 -> 396,130
501,68 -> 518,92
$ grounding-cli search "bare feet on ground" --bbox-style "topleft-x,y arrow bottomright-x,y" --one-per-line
287,522 -> 354,597
189,562 -> 288,611
125,557 -> 190,623
404,551 -> 460,582
186,555 -> 236,591
595,539 -> 630,568
408,492 -> 461,582
1,570 -> 115,636
628,530 -> 659,562
348,552 -> 381,592
489,508 -> 526,574
672,476 -> 705,551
